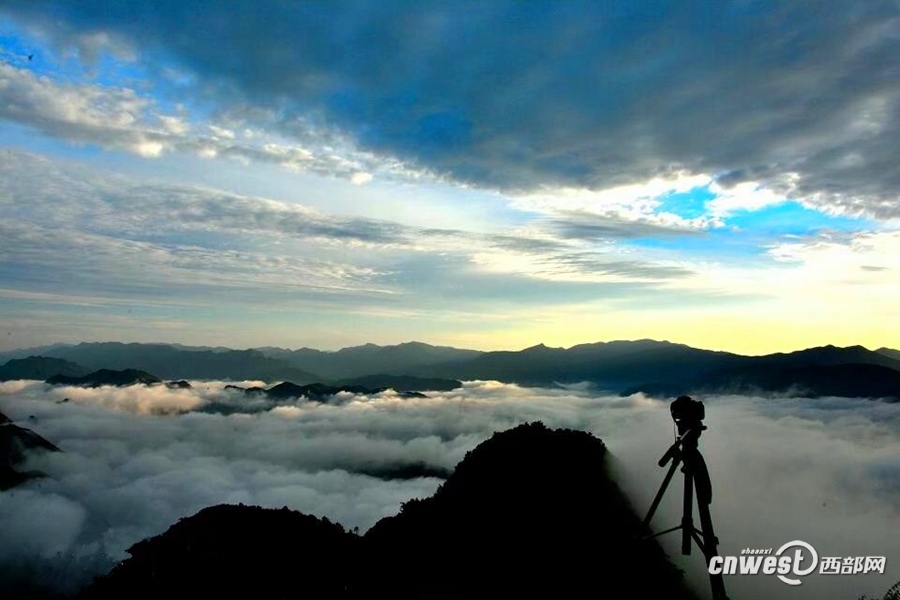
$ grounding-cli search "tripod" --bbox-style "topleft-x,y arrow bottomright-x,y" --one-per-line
643,423 -> 729,600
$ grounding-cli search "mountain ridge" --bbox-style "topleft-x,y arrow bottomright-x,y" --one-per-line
81,423 -> 698,600
0,356 -> 90,381
3,340 -> 899,400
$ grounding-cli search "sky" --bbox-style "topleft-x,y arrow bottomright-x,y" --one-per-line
1,1 -> 899,354
2,380 -> 899,599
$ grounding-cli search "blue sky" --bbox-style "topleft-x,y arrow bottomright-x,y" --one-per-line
1,2 -> 898,353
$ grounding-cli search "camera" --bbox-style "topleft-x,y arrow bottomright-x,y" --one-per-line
670,395 -> 705,436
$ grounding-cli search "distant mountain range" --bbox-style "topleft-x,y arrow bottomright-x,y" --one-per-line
0,343 -> 320,383
256,341 -> 482,380
2,339 -> 899,400
0,341 -> 476,382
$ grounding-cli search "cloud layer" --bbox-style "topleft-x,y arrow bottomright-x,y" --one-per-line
1,380 -> 898,599
3,1 -> 899,218
0,149 -> 698,323
0,60 -> 395,182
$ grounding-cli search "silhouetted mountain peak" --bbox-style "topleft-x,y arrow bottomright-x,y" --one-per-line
569,338 -> 680,351
164,380 -> 192,389
431,421 -> 607,504
266,381 -> 325,398
336,342 -> 381,355
395,341 -> 431,348
364,422 -> 694,597
521,342 -> 558,353
1,411 -> 61,491
83,423 -> 696,599
84,504 -> 360,599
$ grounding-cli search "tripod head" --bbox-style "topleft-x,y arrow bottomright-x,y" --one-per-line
670,395 -> 706,439
657,396 -> 706,466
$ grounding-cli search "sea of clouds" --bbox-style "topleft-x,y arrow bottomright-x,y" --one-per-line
1,379 -> 898,599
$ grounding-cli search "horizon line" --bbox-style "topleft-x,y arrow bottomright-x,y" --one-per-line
1,337 -> 895,358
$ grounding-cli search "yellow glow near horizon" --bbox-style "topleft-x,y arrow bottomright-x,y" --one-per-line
435,307 -> 899,355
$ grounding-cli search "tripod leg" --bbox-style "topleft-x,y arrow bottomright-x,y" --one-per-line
682,467 -> 694,555
643,454 -> 681,526
697,500 -> 729,600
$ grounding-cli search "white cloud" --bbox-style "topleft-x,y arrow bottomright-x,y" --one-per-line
768,230 -> 900,272
52,383 -> 206,415
4,147 -> 893,351
510,173 -> 715,227
759,231 -> 900,308
0,62 -> 425,183
0,62 -> 164,153
133,140 -> 164,157
208,124 -> 235,139
1,380 -> 898,598
158,115 -> 188,135
706,180 -> 789,219
0,150 -> 693,303
351,171 -> 373,185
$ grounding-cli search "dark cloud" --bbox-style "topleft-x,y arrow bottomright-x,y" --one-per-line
549,252 -> 692,279
548,213 -> 708,241
3,1 -> 899,216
